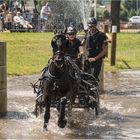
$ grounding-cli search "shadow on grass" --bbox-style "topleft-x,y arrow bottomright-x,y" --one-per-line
122,60 -> 132,69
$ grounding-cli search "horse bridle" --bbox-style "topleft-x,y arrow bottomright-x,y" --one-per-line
52,50 -> 65,68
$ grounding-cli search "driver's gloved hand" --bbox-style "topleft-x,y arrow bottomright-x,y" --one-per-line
78,53 -> 84,59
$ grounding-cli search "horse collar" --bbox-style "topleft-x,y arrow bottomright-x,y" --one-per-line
47,61 -> 68,80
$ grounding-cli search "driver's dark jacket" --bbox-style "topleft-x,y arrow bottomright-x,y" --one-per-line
65,38 -> 81,59
84,29 -> 107,59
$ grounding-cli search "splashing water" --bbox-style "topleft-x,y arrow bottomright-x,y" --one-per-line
74,0 -> 94,29
1,71 -> 140,139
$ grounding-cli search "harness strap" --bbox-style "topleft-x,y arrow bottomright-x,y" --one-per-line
65,56 -> 81,82
43,59 -> 67,81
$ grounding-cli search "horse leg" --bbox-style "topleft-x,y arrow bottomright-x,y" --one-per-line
68,93 -> 76,117
56,100 -> 60,112
43,95 -> 51,130
57,96 -> 67,128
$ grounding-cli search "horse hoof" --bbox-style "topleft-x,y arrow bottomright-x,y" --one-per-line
58,119 -> 67,128
43,123 -> 48,131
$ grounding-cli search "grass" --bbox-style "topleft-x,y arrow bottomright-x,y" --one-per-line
105,32 -> 140,72
0,32 -> 53,75
0,32 -> 140,75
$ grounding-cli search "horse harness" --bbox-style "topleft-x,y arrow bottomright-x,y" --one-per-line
42,58 -> 80,94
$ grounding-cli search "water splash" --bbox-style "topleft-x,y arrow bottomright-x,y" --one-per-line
74,0 -> 94,29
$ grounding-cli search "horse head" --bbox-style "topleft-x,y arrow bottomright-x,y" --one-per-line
51,34 -> 67,68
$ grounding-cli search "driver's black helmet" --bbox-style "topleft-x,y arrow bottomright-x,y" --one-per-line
67,26 -> 77,34
88,17 -> 97,26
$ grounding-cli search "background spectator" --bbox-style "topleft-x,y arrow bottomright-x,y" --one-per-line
13,11 -> 33,29
4,11 -> 12,30
40,2 -> 51,31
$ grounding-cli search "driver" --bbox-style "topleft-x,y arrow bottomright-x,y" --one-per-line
66,26 -> 84,69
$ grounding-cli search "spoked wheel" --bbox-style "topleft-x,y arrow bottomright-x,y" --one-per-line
87,82 -> 100,116
32,79 -> 45,117
67,102 -> 72,118
93,87 -> 100,116
81,72 -> 100,116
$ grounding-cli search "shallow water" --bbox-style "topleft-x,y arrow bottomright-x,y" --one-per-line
0,70 -> 140,139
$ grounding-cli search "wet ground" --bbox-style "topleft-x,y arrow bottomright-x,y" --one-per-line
0,70 -> 140,139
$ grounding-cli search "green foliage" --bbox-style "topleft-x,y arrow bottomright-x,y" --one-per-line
121,0 -> 140,20
37,0 -> 46,6
129,9 -> 137,17
35,0 -> 82,29
97,0 -> 102,5
138,8 -> 140,15
120,8 -> 128,21
103,10 -> 110,20
4,0 -> 9,4
0,32 -> 53,75
122,0 -> 138,11
97,0 -> 111,5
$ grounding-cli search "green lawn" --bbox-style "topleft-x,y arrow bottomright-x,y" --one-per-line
0,32 -> 140,75
0,32 -> 54,75
105,33 -> 140,72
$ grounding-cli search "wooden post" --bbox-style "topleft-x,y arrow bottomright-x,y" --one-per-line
111,0 -> 121,32
0,42 -> 7,117
103,24 -> 108,33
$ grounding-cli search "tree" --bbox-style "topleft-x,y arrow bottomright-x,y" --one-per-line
103,10 -> 110,20
97,0 -> 103,5
35,0 -> 82,30
97,0 -> 111,5
129,9 -> 137,17
122,0 -> 139,12
120,8 -> 128,21
122,0 -> 140,18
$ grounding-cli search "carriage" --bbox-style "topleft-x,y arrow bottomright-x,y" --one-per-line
32,32 -> 100,129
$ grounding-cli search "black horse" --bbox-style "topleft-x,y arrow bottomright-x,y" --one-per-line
42,33 -> 80,129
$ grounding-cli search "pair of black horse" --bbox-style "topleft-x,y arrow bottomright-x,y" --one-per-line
32,33 -> 100,130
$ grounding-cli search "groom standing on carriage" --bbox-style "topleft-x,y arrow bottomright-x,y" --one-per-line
82,17 -> 108,81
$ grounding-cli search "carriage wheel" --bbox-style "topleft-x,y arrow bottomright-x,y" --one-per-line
94,88 -> 100,116
88,85 -> 100,116
67,103 -> 72,119
83,73 -> 100,116
80,72 -> 100,116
